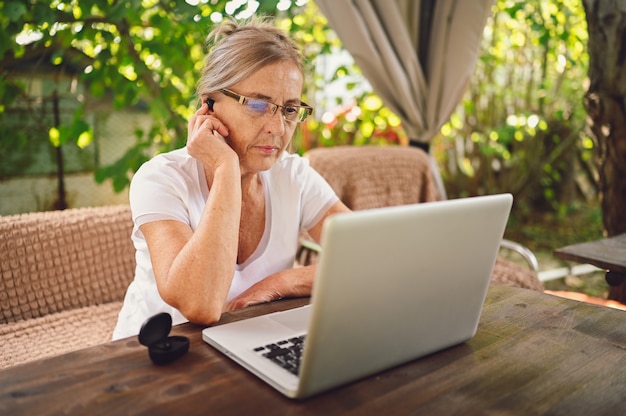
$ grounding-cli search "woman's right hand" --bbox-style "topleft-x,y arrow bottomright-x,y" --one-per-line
187,101 -> 236,170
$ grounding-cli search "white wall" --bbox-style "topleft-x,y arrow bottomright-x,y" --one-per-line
0,110 -> 152,216
0,173 -> 129,215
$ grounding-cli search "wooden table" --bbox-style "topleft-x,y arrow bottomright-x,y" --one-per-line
554,233 -> 626,302
1,283 -> 626,415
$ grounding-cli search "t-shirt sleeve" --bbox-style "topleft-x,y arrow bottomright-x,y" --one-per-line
129,157 -> 192,228
297,157 -> 340,231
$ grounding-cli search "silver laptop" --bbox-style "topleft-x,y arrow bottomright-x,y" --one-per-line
202,193 -> 513,399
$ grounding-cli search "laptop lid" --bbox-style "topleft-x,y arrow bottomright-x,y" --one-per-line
203,193 -> 513,399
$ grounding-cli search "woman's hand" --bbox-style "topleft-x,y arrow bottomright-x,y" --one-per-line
187,101 -> 235,170
224,265 -> 316,312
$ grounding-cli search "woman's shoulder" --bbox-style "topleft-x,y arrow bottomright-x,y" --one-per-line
141,147 -> 193,169
134,147 -> 198,178
129,147 -> 204,221
130,147 -> 203,197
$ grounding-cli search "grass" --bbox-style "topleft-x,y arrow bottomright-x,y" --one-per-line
503,201 -> 610,298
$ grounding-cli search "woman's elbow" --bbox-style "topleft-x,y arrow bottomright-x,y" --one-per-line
184,306 -> 223,326
162,293 -> 224,325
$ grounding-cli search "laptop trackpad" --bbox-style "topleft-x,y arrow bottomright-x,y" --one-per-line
267,304 -> 311,332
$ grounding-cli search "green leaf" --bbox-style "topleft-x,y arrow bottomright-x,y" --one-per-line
32,3 -> 56,25
149,98 -> 170,122
94,167 -> 108,183
109,2 -> 128,22
89,81 -> 106,98
51,50 -> 64,65
3,1 -> 28,22
113,174 -> 129,192
49,127 -> 61,147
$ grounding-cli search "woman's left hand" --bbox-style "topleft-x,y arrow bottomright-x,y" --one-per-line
223,265 -> 315,312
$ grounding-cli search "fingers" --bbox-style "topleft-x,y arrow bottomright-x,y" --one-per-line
223,288 -> 280,312
211,123 -> 230,139
191,102 -> 230,138
226,298 -> 266,312
195,100 -> 210,116
223,299 -> 244,312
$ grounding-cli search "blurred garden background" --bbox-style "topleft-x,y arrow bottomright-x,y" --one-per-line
0,0 -> 616,298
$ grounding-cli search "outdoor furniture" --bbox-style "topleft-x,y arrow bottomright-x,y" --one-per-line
0,206 -> 135,369
1,282 -> 625,414
304,145 -> 440,209
555,233 -> 626,302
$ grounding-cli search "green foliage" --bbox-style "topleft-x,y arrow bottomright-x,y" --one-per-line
0,0 -> 400,188
0,0 -> 294,186
437,0 -> 593,213
296,93 -> 406,150
0,0 -> 596,214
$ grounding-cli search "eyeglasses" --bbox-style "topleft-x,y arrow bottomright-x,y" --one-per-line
219,89 -> 313,123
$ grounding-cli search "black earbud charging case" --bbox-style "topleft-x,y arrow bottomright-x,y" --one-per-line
138,312 -> 190,365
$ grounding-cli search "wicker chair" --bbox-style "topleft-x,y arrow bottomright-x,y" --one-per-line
0,205 -> 135,369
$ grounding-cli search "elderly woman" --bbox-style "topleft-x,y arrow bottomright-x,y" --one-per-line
113,18 -> 350,340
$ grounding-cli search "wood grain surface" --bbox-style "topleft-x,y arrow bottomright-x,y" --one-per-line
1,283 -> 625,415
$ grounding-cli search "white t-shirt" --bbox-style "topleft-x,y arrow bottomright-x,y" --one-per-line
112,148 -> 338,340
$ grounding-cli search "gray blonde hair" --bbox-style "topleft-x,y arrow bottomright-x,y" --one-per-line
196,17 -> 305,99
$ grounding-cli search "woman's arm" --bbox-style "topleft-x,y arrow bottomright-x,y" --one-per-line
224,199 -> 351,311
142,102 -> 241,325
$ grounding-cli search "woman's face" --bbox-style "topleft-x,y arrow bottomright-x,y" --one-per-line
212,61 -> 304,175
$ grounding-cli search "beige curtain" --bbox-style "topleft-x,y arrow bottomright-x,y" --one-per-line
314,0 -> 493,198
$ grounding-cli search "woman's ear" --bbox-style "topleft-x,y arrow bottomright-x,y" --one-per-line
205,97 -> 215,112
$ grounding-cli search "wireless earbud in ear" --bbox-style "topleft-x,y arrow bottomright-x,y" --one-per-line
205,97 -> 215,111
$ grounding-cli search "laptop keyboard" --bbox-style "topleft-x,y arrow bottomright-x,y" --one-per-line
253,335 -> 306,376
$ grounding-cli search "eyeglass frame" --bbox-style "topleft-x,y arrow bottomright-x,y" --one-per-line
219,88 -> 313,123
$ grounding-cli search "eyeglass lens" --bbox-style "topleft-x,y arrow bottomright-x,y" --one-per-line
244,99 -> 307,122
220,89 -> 311,122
